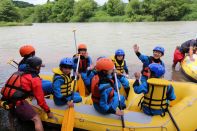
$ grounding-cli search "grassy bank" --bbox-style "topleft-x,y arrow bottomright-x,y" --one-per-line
0,22 -> 32,27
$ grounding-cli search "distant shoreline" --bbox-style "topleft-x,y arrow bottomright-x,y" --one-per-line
0,22 -> 32,27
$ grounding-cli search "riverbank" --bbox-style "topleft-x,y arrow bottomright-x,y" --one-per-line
0,22 -> 32,27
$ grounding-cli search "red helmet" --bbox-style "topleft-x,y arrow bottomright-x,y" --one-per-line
95,58 -> 114,71
78,43 -> 87,50
19,45 -> 35,57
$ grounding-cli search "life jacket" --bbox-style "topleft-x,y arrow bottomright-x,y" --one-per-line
74,54 -> 89,73
142,56 -> 163,77
111,56 -> 125,74
91,74 -> 114,104
52,68 -> 72,97
1,71 -> 30,101
139,78 -> 170,116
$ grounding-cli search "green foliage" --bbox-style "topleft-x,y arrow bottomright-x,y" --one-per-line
13,1 -> 34,8
125,0 -> 141,17
34,4 -> 53,22
106,0 -> 125,16
0,0 -> 197,23
50,0 -> 74,22
0,21 -> 32,26
88,10 -> 127,22
71,0 -> 97,22
150,0 -> 190,21
0,0 -> 21,22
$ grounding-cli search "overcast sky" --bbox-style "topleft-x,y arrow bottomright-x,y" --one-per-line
17,0 -> 129,5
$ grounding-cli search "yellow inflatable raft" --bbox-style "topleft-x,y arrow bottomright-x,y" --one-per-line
181,54 -> 197,82
30,76 -> 197,131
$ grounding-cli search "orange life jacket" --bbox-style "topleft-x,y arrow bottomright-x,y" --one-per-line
1,71 -> 30,101
91,74 -> 114,104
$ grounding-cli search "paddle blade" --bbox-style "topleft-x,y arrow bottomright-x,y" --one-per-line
61,107 -> 75,131
77,77 -> 86,97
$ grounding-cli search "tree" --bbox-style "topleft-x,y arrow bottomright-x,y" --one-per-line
150,0 -> 190,21
125,0 -> 141,17
106,0 -> 125,16
13,1 -> 34,8
34,4 -> 53,22
50,0 -> 74,22
72,0 -> 97,22
0,0 -> 21,22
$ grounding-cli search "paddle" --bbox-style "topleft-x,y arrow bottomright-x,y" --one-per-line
113,67 -> 125,129
7,59 -> 17,69
73,29 -> 86,96
61,54 -> 80,131
167,107 -> 180,131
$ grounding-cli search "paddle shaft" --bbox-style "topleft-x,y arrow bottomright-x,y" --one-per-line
114,68 -> 125,128
12,60 -> 19,65
73,30 -> 77,54
71,54 -> 80,100
167,109 -> 180,131
7,62 -> 17,69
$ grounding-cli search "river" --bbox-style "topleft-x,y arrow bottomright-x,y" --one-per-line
0,22 -> 197,130
1,22 -> 197,84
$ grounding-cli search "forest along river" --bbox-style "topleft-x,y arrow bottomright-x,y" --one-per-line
0,22 -> 197,130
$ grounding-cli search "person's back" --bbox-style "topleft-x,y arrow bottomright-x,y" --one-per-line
18,45 -> 35,71
173,36 -> 197,68
133,63 -> 176,116
18,44 -> 53,95
180,39 -> 197,54
91,58 -> 126,116
1,56 -> 53,131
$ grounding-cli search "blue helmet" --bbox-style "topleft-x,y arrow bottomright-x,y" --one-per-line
59,58 -> 74,68
96,56 -> 106,61
153,46 -> 164,55
115,49 -> 125,56
149,63 -> 165,78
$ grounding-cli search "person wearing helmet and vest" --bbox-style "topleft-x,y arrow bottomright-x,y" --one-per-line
82,56 -> 107,93
133,44 -> 165,83
91,58 -> 126,116
18,45 -> 36,71
133,63 -> 176,116
52,58 -> 82,106
1,56 -> 54,131
73,43 -> 93,73
172,35 -> 197,68
18,45 -> 53,95
111,49 -> 130,98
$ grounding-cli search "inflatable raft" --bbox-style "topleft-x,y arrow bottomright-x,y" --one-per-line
181,54 -> 197,82
30,76 -> 197,131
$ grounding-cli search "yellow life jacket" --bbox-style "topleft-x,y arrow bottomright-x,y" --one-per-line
111,56 -> 125,74
141,78 -> 170,111
52,68 -> 72,96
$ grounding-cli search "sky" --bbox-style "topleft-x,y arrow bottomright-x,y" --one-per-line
17,0 -> 129,5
